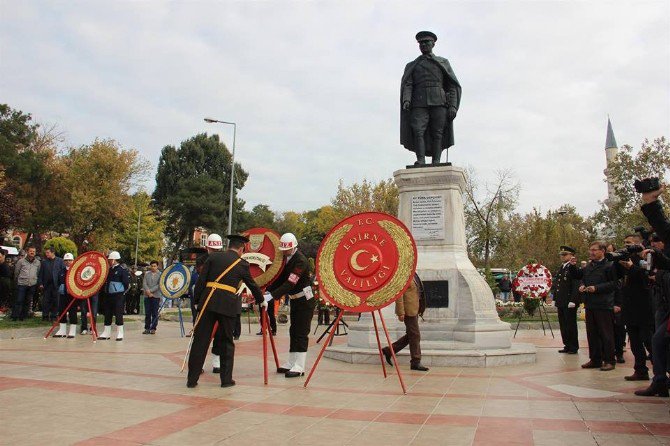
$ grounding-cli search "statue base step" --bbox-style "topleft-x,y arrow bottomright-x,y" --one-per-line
323,343 -> 537,367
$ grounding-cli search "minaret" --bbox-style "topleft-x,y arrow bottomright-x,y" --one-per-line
603,117 -> 618,206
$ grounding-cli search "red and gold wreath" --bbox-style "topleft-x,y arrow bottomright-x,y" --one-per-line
316,212 -> 417,313
513,263 -> 553,299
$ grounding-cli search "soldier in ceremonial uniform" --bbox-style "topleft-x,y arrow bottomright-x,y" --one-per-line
269,233 -> 315,378
53,253 -> 78,339
187,234 -> 263,388
551,246 -> 580,354
98,251 -> 130,341
400,30 -> 461,166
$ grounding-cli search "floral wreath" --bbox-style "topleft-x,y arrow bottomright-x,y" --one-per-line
512,263 -> 552,299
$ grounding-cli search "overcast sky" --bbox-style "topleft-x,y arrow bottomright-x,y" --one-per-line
1,1 -> 668,217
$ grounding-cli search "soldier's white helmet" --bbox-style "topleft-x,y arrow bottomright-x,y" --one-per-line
206,233 -> 223,250
279,233 -> 298,251
63,253 -> 74,260
108,251 -> 121,260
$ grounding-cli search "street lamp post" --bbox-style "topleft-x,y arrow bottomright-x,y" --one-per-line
204,117 -> 237,241
134,202 -> 142,269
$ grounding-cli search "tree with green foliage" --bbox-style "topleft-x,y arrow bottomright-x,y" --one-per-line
593,137 -> 670,241
153,133 -> 247,258
58,139 -> 149,250
331,178 -> 398,216
0,104 -> 61,247
43,237 -> 78,258
237,204 -> 276,231
492,206 -> 595,272
113,192 -> 165,265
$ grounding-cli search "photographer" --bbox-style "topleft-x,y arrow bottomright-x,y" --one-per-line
569,241 -> 620,371
634,183 -> 670,397
614,234 -> 654,381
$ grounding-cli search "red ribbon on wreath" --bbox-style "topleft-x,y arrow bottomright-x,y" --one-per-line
512,263 -> 553,299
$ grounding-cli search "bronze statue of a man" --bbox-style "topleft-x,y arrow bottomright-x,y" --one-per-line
400,31 -> 461,166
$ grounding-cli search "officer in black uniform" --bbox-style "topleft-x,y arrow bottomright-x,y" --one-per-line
98,251 -> 130,341
551,246 -> 581,354
187,234 -> 263,388
268,233 -> 315,378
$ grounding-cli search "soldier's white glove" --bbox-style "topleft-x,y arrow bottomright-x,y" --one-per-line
568,302 -> 576,309
261,301 -> 268,309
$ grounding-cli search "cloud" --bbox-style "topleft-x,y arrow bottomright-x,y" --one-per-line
1,0 -> 668,218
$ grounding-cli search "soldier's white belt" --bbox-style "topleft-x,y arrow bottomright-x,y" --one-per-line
289,291 -> 305,300
206,282 -> 237,293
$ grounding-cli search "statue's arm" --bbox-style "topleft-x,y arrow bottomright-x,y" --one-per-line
401,64 -> 414,108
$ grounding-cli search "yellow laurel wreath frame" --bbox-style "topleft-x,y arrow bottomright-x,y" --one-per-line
250,231 -> 284,288
318,219 -> 416,310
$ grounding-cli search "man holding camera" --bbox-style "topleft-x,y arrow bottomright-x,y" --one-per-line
569,241 -> 620,371
616,234 -> 655,381
634,183 -> 670,397
552,246 -> 580,354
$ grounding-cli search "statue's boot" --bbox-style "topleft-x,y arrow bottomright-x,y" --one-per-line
414,135 -> 426,166
431,139 -> 443,165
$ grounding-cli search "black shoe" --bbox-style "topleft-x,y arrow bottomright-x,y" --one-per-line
256,331 -> 263,336
233,336 -> 240,340
272,331 -> 277,336
635,381 -> 669,397
142,329 -> 149,334
221,380 -> 236,388
213,367 -> 220,373
558,348 -> 569,353
382,347 -> 393,366
616,355 -> 626,364
566,350 -> 578,354
625,371 -> 650,381
277,367 -> 290,373
187,382 -> 198,388
411,363 -> 429,371
285,371 -> 304,378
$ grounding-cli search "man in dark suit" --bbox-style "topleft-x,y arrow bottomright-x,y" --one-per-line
187,234 -> 263,388
268,233 -> 315,378
616,234 -> 655,381
569,241 -> 620,371
551,246 -> 581,354
400,31 -> 461,166
38,247 -> 65,321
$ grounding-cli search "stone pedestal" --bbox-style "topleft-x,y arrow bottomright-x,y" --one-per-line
324,165 -> 536,366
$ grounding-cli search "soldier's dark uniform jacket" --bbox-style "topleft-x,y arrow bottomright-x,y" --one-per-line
194,250 -> 263,316
267,249 -> 314,352
106,264 -> 130,295
552,263 -> 581,308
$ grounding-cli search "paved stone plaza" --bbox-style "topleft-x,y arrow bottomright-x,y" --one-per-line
1,321 -> 668,445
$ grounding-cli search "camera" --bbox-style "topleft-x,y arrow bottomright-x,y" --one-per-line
605,244 -> 644,262
633,225 -> 652,248
634,177 -> 660,194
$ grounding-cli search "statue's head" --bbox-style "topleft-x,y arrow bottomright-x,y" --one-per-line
415,31 -> 437,55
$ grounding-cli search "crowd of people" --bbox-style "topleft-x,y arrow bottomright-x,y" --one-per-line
548,186 -> 670,398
